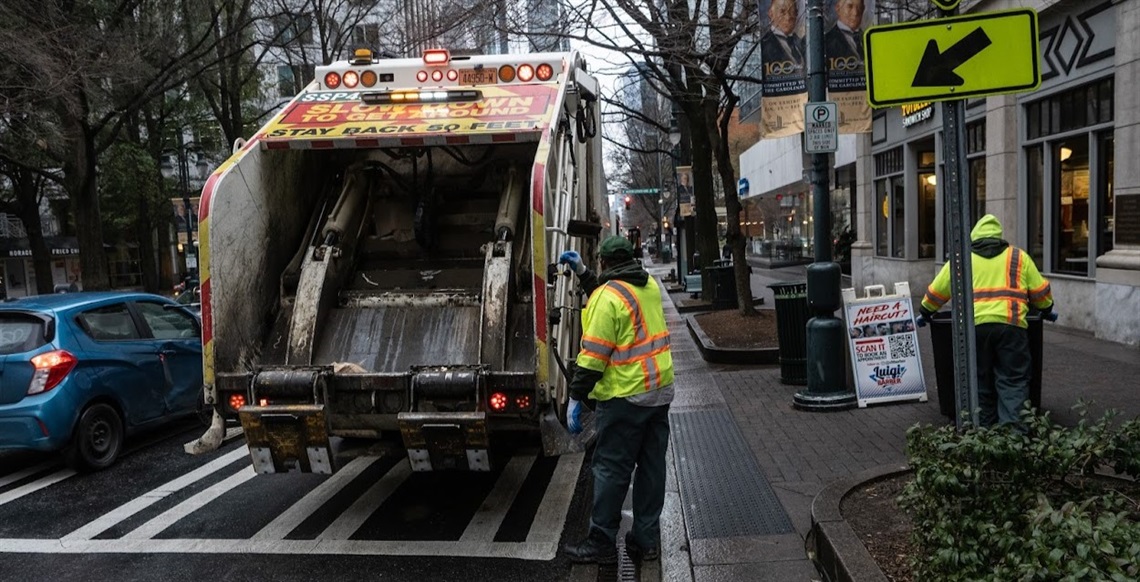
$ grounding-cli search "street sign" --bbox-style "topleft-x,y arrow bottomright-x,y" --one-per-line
864,8 -> 1040,108
930,0 -> 960,10
624,188 -> 659,195
804,102 -> 838,154
737,178 -> 750,197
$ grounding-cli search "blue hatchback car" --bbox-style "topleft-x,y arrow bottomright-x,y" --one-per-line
0,292 -> 204,471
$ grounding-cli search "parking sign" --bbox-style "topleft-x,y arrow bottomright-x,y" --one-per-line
804,102 -> 838,154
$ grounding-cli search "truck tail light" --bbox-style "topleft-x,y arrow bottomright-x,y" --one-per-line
517,64 -> 534,82
489,392 -> 509,411
423,49 -> 450,66
228,393 -> 247,411
536,63 -> 554,81
28,350 -> 77,395
514,395 -> 532,410
324,71 -> 341,89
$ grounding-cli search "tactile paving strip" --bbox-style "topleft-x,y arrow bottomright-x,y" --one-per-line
670,408 -> 795,539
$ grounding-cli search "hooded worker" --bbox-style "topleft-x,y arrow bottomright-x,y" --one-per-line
920,214 -> 1054,427
556,235 -> 673,565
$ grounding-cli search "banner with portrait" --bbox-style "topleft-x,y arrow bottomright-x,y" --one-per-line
758,0 -> 808,138
758,0 -> 874,137
823,0 -> 874,133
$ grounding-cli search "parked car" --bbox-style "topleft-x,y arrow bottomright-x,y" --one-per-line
0,292 -> 205,471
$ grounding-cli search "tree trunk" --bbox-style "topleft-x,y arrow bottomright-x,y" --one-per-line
66,124 -> 111,291
683,102 -> 722,292
709,100 -> 756,316
12,170 -> 55,295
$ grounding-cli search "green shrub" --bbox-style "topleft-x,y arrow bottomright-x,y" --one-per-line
899,407 -> 1140,581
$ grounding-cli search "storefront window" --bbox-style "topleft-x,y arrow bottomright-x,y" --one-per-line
1027,145 -> 1044,267
1099,133 -> 1114,257
1024,76 -> 1113,276
876,180 -> 888,256
1054,139 -> 1090,275
874,148 -> 903,258
917,147 -> 936,259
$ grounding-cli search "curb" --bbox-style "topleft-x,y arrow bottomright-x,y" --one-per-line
684,314 -> 780,366
809,464 -> 910,582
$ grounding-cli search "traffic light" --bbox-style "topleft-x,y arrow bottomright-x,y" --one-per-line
624,195 -> 631,210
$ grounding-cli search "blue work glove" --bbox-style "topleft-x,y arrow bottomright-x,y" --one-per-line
558,251 -> 587,275
566,398 -> 584,434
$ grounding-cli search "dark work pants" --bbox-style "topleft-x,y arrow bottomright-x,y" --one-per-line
589,397 -> 671,549
975,323 -> 1031,427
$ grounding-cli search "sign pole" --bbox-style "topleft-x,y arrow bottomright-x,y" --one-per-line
797,0 -> 856,410
935,1 -> 980,429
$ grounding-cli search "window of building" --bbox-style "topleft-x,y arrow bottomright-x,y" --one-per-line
967,120 -> 986,223
273,12 -> 313,46
916,146 -> 936,259
353,23 -> 380,48
1023,77 -> 1114,277
874,148 -> 904,258
276,64 -> 314,97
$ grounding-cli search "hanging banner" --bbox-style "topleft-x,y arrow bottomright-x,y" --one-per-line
824,0 -> 874,133
759,0 -> 808,138
842,283 -> 928,408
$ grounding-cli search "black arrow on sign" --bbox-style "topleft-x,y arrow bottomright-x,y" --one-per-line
911,27 -> 993,87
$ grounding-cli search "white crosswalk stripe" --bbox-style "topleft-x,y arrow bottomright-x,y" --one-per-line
1,447 -> 581,562
317,459 -> 412,540
0,461 -> 58,491
461,454 -> 536,543
0,468 -> 77,508
251,455 -> 379,541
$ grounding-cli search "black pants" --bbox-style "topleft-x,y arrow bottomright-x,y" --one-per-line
975,323 -> 1031,427
589,397 -> 670,549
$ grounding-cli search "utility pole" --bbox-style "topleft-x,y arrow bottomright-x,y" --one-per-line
796,0 -> 856,410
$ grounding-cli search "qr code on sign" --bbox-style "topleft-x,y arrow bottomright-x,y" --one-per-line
888,334 -> 916,359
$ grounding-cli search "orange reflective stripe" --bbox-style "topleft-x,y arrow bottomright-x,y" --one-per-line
926,286 -> 949,302
581,334 -> 618,349
640,360 -> 651,391
1007,249 -> 1022,324
602,281 -> 647,341
1029,282 -> 1052,302
580,348 -> 611,364
610,343 -> 672,366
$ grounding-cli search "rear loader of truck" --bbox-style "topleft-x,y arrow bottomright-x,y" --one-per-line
185,48 -> 608,473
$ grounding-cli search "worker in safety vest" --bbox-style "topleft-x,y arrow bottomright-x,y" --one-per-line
558,235 -> 673,565
920,214 -> 1054,427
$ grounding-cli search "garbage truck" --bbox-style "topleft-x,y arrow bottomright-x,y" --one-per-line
185,48 -> 608,474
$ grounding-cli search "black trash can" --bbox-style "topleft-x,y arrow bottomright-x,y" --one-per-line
768,282 -> 809,385
705,265 -> 737,309
927,311 -> 1044,419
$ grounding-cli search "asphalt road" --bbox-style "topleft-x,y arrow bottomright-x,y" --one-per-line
0,420 -> 603,582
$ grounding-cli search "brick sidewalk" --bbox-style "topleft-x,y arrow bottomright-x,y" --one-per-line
649,257 -> 1140,581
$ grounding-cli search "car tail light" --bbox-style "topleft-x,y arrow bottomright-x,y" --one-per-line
228,393 -> 247,411
517,64 -> 534,82
536,63 -> 554,81
324,71 -> 341,89
27,350 -> 77,395
489,392 -> 509,411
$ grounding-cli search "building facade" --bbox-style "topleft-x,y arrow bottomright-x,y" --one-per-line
851,0 -> 1139,346
739,0 -> 1140,346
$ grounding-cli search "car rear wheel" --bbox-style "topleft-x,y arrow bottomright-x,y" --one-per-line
66,403 -> 124,472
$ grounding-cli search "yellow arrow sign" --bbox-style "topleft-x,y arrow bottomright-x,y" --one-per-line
863,8 -> 1040,108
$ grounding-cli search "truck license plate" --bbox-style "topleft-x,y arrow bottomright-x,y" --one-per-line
459,68 -> 497,85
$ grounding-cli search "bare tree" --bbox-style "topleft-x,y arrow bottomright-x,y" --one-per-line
497,0 -> 761,313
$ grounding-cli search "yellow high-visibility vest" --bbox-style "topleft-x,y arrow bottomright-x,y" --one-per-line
576,278 -> 674,401
922,246 -> 1053,329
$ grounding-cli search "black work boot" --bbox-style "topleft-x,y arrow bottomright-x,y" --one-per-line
624,531 -> 659,562
564,529 -> 618,564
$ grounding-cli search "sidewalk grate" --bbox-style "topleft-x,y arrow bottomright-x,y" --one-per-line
670,408 -> 794,539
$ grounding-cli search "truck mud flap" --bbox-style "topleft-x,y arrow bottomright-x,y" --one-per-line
398,411 -> 491,472
239,404 -> 334,474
